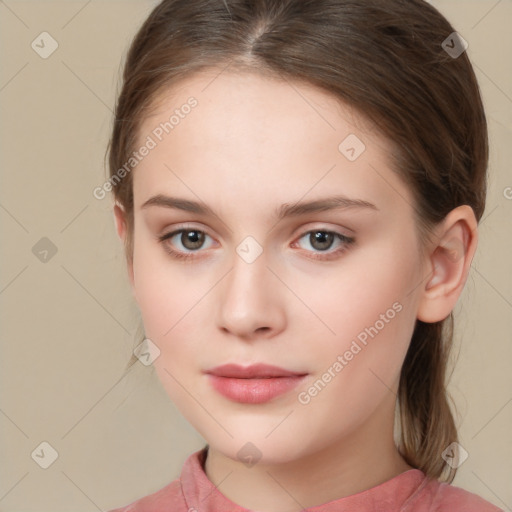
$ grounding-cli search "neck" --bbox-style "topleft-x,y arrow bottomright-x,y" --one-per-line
203,395 -> 413,512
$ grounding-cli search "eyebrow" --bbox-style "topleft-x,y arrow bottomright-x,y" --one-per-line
140,194 -> 378,220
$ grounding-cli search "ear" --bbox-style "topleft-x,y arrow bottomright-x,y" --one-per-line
113,203 -> 135,293
416,205 -> 478,323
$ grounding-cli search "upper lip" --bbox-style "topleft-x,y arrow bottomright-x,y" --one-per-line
205,363 -> 307,379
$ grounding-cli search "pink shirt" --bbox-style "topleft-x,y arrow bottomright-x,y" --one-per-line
108,447 -> 502,511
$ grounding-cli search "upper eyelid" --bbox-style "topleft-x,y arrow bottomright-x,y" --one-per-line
160,221 -> 354,238
291,223 -> 355,239
160,223 -> 214,238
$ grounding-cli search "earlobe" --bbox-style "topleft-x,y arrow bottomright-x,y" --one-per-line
417,205 -> 478,323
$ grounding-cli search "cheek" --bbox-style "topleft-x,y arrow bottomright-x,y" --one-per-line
131,248 -> 208,411
295,237 -> 421,393
308,237 -> 418,335
131,234 -> 205,339
131,236 -> 222,388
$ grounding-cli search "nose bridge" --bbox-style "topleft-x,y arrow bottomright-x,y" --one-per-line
224,244 -> 271,311
215,240 -> 285,337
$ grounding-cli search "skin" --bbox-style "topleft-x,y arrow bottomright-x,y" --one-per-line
114,68 -> 478,512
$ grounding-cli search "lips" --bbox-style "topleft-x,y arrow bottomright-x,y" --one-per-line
204,363 -> 307,379
204,363 -> 308,404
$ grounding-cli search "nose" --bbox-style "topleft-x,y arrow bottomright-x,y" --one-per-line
215,248 -> 287,341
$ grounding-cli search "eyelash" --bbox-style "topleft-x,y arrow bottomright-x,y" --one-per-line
157,228 -> 355,262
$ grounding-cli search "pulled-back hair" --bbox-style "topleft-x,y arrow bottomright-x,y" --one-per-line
107,0 -> 488,483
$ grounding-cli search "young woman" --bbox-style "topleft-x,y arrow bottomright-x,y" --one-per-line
106,0 -> 502,510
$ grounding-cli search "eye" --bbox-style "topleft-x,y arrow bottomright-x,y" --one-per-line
293,229 -> 355,260
158,227 -> 355,262
158,228 -> 215,260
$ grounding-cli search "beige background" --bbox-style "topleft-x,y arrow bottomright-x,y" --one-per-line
0,0 -> 511,510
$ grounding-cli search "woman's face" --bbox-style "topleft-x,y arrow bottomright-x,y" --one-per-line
123,69 -> 428,464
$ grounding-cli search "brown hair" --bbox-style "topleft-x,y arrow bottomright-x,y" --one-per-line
107,0 -> 488,483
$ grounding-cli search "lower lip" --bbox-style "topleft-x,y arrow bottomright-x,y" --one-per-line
207,374 -> 307,404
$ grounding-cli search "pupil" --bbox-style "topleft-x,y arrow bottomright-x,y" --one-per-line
312,232 -> 333,251
182,230 -> 204,250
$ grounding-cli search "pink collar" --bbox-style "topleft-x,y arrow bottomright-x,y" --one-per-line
180,447 -> 429,512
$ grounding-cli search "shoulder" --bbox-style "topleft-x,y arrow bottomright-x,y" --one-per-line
107,477 -> 187,512
434,483 -> 503,512
410,478 -> 503,512
107,447 -> 209,512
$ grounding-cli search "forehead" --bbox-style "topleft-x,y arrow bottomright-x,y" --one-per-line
133,69 -> 410,219
140,67 -> 377,144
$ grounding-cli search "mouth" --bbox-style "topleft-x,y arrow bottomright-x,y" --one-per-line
204,363 -> 308,404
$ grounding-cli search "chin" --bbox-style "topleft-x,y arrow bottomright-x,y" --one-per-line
203,431 -> 314,468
